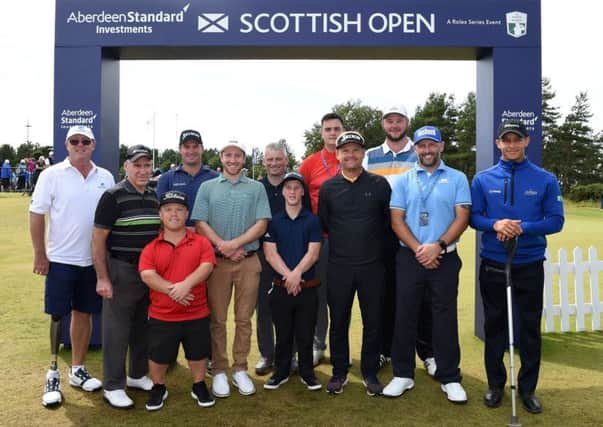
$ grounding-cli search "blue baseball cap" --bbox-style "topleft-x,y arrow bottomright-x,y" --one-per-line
413,126 -> 442,144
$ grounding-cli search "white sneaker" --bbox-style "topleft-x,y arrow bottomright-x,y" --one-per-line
103,389 -> 134,409
382,377 -> 415,398
441,382 -> 468,404
232,370 -> 256,396
312,349 -> 325,367
211,372 -> 230,398
127,375 -> 153,391
69,366 -> 102,392
42,370 -> 62,407
424,357 -> 437,377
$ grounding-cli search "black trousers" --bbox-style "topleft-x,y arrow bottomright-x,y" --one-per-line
256,248 -> 275,361
382,239 -> 433,360
392,248 -> 462,384
327,261 -> 384,379
479,258 -> 544,395
269,286 -> 318,380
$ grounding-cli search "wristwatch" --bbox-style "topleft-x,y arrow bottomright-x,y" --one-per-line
437,239 -> 448,252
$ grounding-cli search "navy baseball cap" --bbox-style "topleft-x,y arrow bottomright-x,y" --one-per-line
159,190 -> 188,207
413,126 -> 442,144
180,129 -> 202,145
282,171 -> 305,185
497,119 -> 529,139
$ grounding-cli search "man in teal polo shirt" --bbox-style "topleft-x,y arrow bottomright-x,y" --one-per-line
191,140 -> 271,398
383,126 -> 471,404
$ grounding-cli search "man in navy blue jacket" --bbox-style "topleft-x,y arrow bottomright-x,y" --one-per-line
470,119 -> 564,415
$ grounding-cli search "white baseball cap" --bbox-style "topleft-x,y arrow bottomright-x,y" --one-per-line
220,140 -> 247,155
66,125 -> 95,140
382,104 -> 409,119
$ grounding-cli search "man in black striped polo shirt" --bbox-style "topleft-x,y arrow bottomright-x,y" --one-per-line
92,145 -> 161,409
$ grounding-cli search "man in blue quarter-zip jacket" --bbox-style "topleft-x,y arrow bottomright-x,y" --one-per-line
470,119 -> 564,415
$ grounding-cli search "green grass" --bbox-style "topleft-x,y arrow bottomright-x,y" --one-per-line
1,193 -> 602,426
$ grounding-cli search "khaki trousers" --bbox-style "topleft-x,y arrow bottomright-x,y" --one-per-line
207,254 -> 261,373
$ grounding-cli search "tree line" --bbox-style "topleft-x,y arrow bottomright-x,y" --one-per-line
3,78 -> 600,197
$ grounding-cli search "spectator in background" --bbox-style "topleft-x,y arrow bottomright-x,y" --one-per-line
1,159 -> 11,191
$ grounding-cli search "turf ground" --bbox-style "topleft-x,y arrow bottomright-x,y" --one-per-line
0,193 -> 601,426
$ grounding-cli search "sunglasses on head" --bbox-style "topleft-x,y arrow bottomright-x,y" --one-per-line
69,138 -> 92,146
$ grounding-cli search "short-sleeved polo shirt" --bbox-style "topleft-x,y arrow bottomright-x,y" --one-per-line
94,179 -> 161,264
156,165 -> 218,226
390,160 -> 471,246
264,208 -> 322,281
139,230 -> 216,321
191,174 -> 271,252
29,159 -> 115,266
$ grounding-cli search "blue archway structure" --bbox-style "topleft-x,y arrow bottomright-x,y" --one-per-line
54,0 -> 542,338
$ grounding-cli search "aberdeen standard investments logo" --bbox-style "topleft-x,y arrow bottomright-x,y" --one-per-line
198,13 -> 229,33
506,11 -> 527,38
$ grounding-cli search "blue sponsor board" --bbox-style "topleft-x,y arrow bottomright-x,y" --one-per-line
56,0 -> 539,48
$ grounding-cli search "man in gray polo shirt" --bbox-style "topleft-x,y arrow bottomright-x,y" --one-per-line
192,140 -> 271,398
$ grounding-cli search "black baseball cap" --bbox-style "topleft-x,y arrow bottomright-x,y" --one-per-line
159,190 -> 188,207
282,171 -> 305,185
336,131 -> 366,149
180,129 -> 202,145
126,145 -> 152,162
497,119 -> 529,139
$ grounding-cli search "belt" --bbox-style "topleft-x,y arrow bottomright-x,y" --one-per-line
273,278 -> 321,289
215,250 -> 257,259
441,243 -> 457,254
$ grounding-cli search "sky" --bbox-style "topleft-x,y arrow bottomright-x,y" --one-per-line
0,1 -> 601,161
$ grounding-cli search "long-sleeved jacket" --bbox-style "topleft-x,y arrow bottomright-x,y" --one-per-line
470,158 -> 564,264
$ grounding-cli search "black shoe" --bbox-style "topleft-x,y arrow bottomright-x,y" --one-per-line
191,381 -> 215,407
263,375 -> 289,390
326,376 -> 348,394
146,384 -> 168,411
483,387 -> 503,408
301,376 -> 322,391
521,393 -> 542,414
363,376 -> 385,396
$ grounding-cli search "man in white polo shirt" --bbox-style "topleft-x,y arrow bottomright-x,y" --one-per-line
30,125 -> 115,408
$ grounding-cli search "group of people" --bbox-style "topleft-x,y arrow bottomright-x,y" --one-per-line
1,153 -> 53,192
30,108 -> 564,416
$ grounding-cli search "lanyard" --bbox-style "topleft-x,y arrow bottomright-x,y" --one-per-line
321,149 -> 340,177
414,168 -> 440,210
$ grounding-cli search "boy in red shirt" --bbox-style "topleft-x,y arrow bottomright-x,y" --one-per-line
139,190 -> 216,411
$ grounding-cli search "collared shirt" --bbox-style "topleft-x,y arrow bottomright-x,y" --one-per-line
470,158 -> 564,264
299,148 -> 340,214
318,170 -> 391,265
390,160 -> 471,246
264,208 -> 322,281
191,174 -> 271,252
139,229 -> 216,321
156,164 -> 218,226
94,179 -> 160,264
362,140 -> 417,187
30,158 -> 115,266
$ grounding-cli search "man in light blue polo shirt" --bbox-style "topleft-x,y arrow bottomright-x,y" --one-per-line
191,140 -> 271,399
383,125 -> 471,404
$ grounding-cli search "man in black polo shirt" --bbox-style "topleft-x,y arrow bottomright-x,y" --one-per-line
255,142 -> 310,376
92,145 -> 161,409
318,131 -> 391,396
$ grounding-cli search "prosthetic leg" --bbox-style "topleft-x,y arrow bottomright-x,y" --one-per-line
42,315 -> 63,407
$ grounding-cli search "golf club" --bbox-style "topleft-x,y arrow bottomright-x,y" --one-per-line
503,236 -> 521,427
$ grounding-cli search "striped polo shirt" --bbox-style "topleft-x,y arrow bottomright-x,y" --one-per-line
94,179 -> 160,264
362,140 -> 417,186
191,174 -> 271,252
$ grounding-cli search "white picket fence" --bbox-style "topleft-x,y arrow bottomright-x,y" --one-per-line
543,246 -> 602,333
